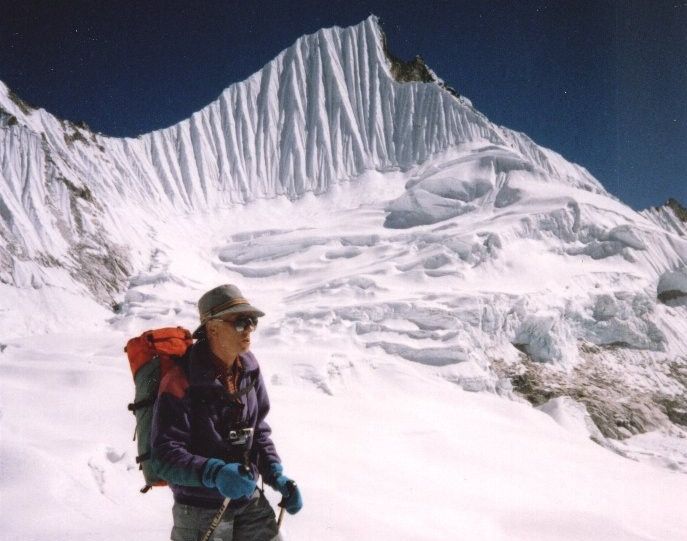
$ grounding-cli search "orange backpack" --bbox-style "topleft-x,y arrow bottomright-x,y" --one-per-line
124,327 -> 193,492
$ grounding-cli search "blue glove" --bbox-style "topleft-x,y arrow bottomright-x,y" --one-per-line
269,463 -> 303,514
202,458 -> 256,500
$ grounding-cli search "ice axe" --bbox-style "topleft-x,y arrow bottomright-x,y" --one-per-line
201,465 -> 251,541
277,480 -> 298,531
200,496 -> 232,541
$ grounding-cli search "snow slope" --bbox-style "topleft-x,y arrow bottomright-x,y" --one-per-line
1,16 -> 687,541
3,179 -> 687,540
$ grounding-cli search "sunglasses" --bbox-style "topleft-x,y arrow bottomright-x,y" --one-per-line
220,315 -> 259,332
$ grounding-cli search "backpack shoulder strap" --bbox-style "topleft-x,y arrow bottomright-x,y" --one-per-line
226,372 -> 257,400
159,359 -> 190,399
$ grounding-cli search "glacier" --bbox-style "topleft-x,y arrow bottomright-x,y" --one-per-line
1,15 -> 687,541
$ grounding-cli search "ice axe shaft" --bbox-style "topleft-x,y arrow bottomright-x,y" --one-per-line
200,497 -> 231,541
277,480 -> 297,532
277,505 -> 286,529
200,465 -> 252,541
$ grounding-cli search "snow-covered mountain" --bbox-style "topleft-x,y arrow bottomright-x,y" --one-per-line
2,16 -> 687,541
0,16 -> 605,303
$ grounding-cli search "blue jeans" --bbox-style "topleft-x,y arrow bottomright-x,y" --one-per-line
170,491 -> 281,541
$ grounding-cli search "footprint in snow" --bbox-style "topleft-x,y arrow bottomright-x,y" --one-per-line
88,446 -> 132,495
88,460 -> 106,495
295,364 -> 334,396
106,447 -> 126,463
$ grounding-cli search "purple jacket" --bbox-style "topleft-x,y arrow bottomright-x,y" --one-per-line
151,339 -> 280,508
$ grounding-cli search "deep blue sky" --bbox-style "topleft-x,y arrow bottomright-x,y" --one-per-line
0,1 -> 685,210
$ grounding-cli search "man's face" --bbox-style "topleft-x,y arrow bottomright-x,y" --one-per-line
207,314 -> 257,355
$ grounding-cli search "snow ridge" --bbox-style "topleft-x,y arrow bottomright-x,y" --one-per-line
0,16 -> 607,299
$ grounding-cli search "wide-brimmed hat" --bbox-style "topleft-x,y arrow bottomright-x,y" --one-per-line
192,284 -> 265,339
